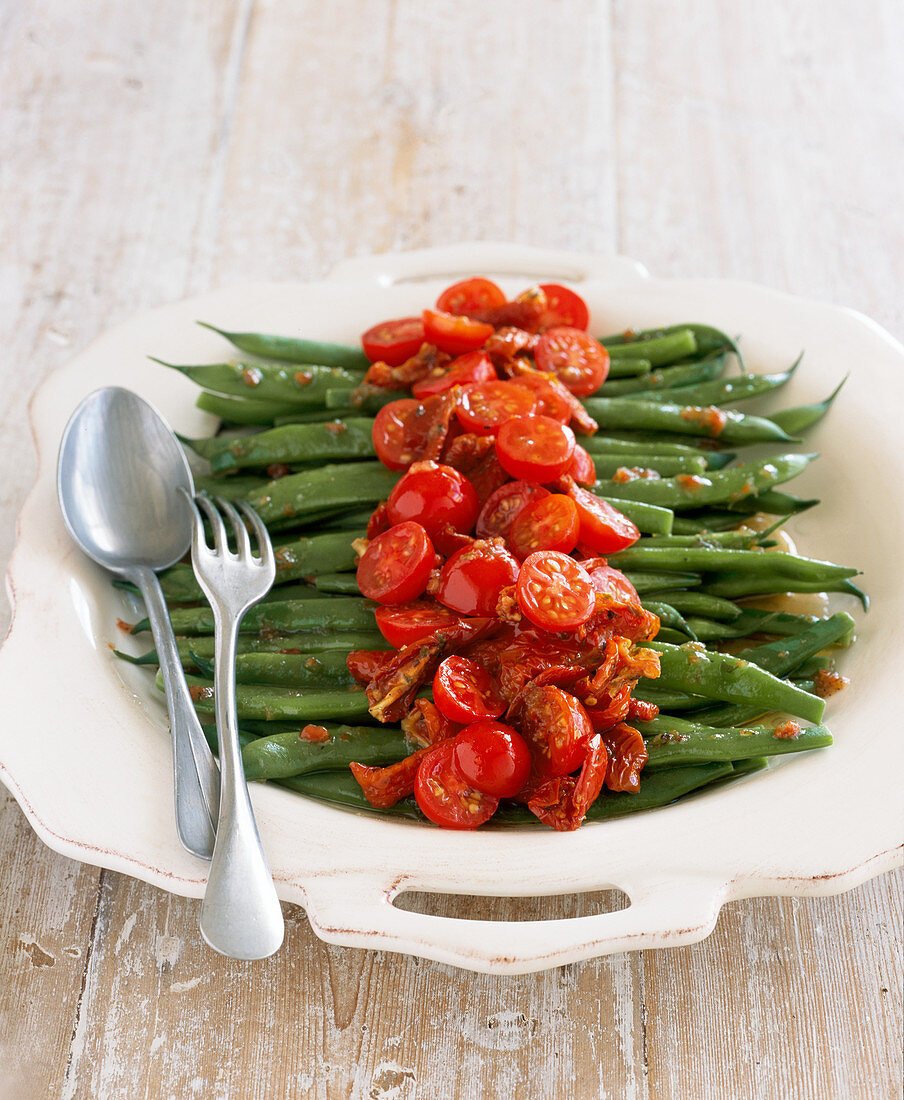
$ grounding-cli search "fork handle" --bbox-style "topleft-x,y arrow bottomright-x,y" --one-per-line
199,613 -> 285,959
129,566 -> 219,860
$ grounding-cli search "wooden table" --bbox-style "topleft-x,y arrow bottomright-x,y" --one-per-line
2,2 -> 901,1096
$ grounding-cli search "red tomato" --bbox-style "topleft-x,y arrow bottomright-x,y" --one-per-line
508,372 -> 573,423
534,327 -> 609,396
436,540 -> 520,617
456,380 -> 536,435
411,350 -> 497,398
519,685 -> 594,777
563,478 -> 640,553
452,720 -> 532,798
414,740 -> 499,828
583,562 -> 641,606
475,481 -> 550,540
516,551 -> 596,631
566,444 -> 596,486
433,656 -> 506,724
436,278 -> 507,316
371,399 -> 422,470
374,600 -> 467,648
508,494 -> 580,559
422,309 -> 494,356
356,522 -> 434,605
361,317 -> 426,366
495,415 -> 576,482
537,284 -> 590,330
385,461 -> 479,555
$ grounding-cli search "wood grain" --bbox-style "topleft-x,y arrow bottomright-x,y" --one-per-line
0,0 -> 901,1097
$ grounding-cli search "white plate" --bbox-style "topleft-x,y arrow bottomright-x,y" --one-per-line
1,244 -> 902,974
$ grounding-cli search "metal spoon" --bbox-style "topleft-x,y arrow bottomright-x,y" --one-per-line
57,386 -> 219,860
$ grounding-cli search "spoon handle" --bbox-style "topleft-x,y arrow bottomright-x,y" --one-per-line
199,612 -> 284,959
131,566 -> 219,860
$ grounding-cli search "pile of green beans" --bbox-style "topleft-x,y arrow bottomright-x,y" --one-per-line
118,316 -> 860,825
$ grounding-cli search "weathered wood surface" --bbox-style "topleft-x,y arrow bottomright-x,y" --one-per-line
1,0 -> 902,1096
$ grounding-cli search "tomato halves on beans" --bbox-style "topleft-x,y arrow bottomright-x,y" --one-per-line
433,656 -> 506,724
536,284 -> 590,331
422,309 -> 494,356
456,380 -> 536,435
562,476 -> 640,553
372,399 -> 423,470
475,480 -> 550,540
508,372 -> 573,423
411,349 -> 497,398
495,415 -> 576,482
361,317 -> 426,366
519,684 -> 594,778
508,493 -> 580,558
436,540 -> 520,617
534,327 -> 609,396
356,521 -> 434,605
374,600 -> 467,648
386,461 -> 479,555
452,720 -> 532,798
516,551 -> 596,631
414,740 -> 499,828
436,278 -> 507,317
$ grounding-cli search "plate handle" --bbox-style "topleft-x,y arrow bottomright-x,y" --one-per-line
326,243 -> 650,288
301,872 -> 724,974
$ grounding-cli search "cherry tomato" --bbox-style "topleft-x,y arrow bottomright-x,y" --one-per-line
433,656 -> 506,724
508,494 -> 580,559
534,327 -> 609,396
566,444 -> 596,486
422,309 -> 494,356
411,349 -> 497,398
374,600 -> 467,648
386,461 -> 479,556
516,551 -> 596,631
537,284 -> 590,330
456,380 -> 536,435
414,740 -> 499,828
564,479 -> 640,553
475,481 -> 550,540
436,277 -> 507,316
452,720 -> 532,798
583,562 -> 641,606
372,399 -> 422,470
495,415 -> 576,482
519,684 -> 594,778
361,317 -> 426,366
356,522 -> 434,605
508,372 -> 573,423
436,540 -> 520,617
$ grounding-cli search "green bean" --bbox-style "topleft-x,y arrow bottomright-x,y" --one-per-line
175,673 -> 372,722
632,684 -> 709,711
242,725 -> 411,781
318,507 -> 378,531
197,322 -> 371,370
580,397 -> 793,444
701,574 -> 867,607
637,530 -> 765,549
133,596 -> 375,637
596,497 -> 674,535
590,453 -> 708,478
190,650 -> 358,688
640,716 -> 833,768
599,329 -> 698,365
648,590 -> 742,621
640,640 -> 826,722
184,419 -> 376,473
311,573 -> 361,594
183,631 -> 387,660
769,378 -> 845,435
195,391 -> 288,426
623,571 -> 701,594
703,452 -> 737,470
585,429 -> 720,451
655,627 -> 694,645
642,601 -> 698,640
245,462 -> 399,525
597,355 -> 725,397
600,323 -> 743,367
680,610 -> 822,642
325,387 -> 408,413
598,453 -> 814,511
582,436 -> 708,459
193,473 -> 270,499
605,357 -> 653,378
726,491 -> 820,517
157,359 -> 364,408
606,544 -> 856,583
634,359 -> 799,407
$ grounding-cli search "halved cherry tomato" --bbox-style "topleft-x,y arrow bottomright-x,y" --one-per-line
411,350 -> 497,398
566,444 -> 596,486
537,284 -> 590,330
452,720 -> 531,798
414,740 -> 499,828
508,494 -> 580,559
356,522 -> 434,605
562,477 -> 640,553
372,399 -> 422,470
516,551 -> 596,631
583,561 -> 641,606
433,656 -> 506,724
456,380 -> 536,435
534,327 -> 609,396
386,461 -> 479,556
374,600 -> 467,648
436,540 -> 520,617
436,278 -> 507,317
475,481 -> 550,540
495,415 -> 576,482
508,372 -> 573,423
361,317 -> 426,366
422,309 -> 494,356
518,684 -> 594,778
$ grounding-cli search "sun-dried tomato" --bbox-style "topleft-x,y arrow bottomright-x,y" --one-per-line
600,722 -> 647,793
527,734 -> 608,830
346,649 -> 395,685
401,698 -> 460,748
349,748 -> 433,808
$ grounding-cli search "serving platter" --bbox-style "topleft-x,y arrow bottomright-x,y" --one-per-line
1,243 -> 901,974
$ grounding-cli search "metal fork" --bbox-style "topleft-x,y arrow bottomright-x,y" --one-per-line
185,493 -> 285,960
